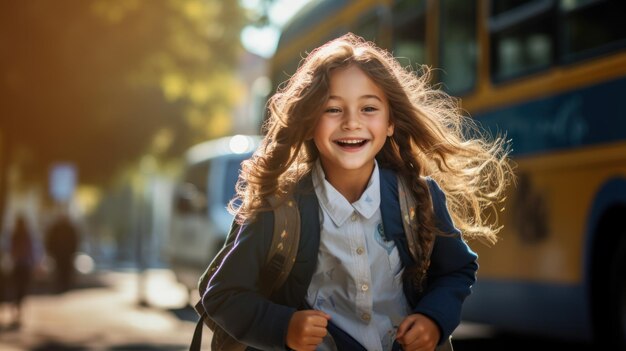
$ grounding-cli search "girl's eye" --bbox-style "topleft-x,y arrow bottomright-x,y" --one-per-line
363,106 -> 378,113
325,107 -> 341,113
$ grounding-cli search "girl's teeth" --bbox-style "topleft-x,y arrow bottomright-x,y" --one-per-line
336,139 -> 367,147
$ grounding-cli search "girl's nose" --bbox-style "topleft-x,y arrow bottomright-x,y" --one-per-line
342,110 -> 361,130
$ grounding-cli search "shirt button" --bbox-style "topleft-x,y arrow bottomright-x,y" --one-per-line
361,313 -> 371,321
356,247 -> 364,255
361,284 -> 369,292
351,213 -> 358,221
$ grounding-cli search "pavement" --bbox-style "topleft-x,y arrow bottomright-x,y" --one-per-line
0,268 -> 209,351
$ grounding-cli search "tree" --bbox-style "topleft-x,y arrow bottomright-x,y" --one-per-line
0,0 -> 245,185
0,0 -> 246,231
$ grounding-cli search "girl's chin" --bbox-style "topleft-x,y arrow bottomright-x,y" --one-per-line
328,160 -> 375,173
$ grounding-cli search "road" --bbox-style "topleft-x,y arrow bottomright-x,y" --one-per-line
0,269 -> 594,351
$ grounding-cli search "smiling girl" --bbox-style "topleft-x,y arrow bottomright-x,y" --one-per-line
202,33 -> 513,351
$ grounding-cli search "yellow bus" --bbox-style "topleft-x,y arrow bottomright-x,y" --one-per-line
270,0 -> 626,347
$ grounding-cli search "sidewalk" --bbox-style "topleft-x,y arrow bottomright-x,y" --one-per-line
0,269 -> 209,350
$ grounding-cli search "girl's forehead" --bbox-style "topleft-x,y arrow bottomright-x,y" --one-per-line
327,65 -> 385,98
328,65 -> 370,83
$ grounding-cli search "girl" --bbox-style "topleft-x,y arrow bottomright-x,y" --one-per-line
203,33 -> 512,351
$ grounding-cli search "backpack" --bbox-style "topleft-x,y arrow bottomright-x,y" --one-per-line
189,195 -> 300,351
189,176 -> 453,351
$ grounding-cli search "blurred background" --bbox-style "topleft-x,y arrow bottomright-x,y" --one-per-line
0,0 -> 625,350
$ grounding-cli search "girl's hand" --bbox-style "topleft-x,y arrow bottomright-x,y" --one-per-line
286,310 -> 331,351
395,313 -> 440,351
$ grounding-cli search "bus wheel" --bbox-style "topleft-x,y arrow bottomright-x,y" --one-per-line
609,231 -> 626,350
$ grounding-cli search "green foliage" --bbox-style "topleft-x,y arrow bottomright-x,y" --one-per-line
0,0 -> 245,184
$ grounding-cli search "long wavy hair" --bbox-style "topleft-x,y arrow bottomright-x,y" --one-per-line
230,33 -> 513,289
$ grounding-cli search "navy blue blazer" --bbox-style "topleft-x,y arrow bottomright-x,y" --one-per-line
202,168 -> 478,351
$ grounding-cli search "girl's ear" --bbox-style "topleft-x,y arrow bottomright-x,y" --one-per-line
387,123 -> 394,137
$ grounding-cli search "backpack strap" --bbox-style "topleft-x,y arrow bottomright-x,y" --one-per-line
262,196 -> 301,295
397,176 -> 434,262
398,176 -> 419,261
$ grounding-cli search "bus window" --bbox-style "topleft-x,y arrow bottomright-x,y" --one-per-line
439,0 -> 477,95
489,0 -> 556,82
392,0 -> 427,66
352,6 -> 389,46
560,0 -> 626,62
175,161 -> 210,214
492,0 -> 540,14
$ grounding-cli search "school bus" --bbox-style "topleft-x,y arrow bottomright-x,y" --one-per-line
270,0 -> 626,348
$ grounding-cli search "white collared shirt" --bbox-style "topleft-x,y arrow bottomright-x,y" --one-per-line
306,160 -> 410,351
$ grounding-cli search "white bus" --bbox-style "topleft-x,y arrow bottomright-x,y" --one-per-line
167,135 -> 261,293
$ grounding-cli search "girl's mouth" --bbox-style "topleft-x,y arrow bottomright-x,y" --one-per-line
334,139 -> 368,149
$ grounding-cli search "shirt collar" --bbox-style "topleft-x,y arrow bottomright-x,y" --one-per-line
312,160 -> 381,227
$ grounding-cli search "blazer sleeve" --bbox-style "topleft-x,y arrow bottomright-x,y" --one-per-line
411,178 -> 479,344
202,211 -> 296,351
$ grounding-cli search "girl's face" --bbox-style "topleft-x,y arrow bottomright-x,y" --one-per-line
313,65 -> 394,181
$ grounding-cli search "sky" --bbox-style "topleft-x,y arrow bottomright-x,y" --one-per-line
239,0 -> 312,58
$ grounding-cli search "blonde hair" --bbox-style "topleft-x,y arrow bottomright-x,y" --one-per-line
231,33 -> 513,287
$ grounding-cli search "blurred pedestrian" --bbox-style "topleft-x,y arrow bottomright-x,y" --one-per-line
0,248 -> 6,318
8,214 -> 35,329
45,214 -> 79,293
